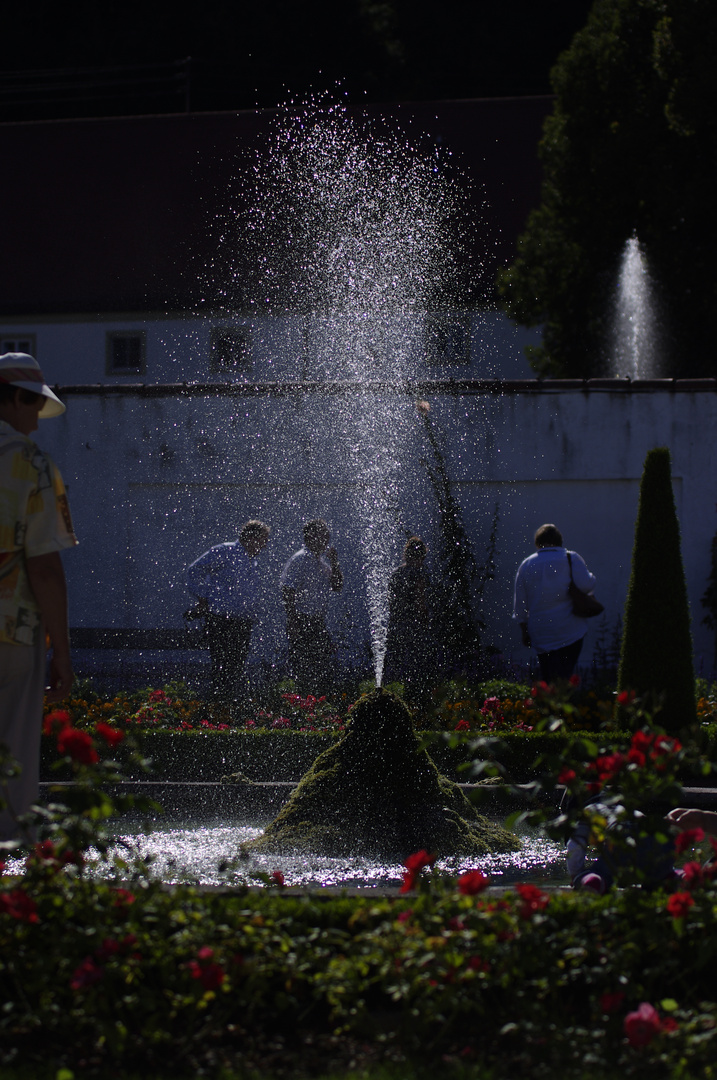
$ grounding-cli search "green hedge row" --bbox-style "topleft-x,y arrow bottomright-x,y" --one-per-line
40,728 -> 717,785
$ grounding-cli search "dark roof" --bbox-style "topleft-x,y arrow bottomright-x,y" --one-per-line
0,97 -> 551,316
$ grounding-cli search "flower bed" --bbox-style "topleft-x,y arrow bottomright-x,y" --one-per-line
5,681 -> 717,1077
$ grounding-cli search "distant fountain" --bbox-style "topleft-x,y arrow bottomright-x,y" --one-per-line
225,99 -> 472,686
611,234 -> 663,379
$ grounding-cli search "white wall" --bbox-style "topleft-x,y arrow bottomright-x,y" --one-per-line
36,383 -> 717,681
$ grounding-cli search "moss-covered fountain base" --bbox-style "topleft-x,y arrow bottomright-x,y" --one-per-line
241,690 -> 519,859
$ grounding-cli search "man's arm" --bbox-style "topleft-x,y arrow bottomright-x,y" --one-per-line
326,547 -> 343,592
26,551 -> 72,702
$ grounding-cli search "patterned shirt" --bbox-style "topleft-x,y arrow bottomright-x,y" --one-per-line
0,420 -> 78,646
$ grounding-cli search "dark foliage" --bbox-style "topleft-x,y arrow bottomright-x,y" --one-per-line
498,0 -> 717,378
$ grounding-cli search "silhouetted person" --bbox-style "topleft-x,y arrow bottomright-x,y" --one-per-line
0,353 -> 78,842
281,519 -> 343,695
513,523 -> 597,682
186,519 -> 270,705
383,536 -> 436,699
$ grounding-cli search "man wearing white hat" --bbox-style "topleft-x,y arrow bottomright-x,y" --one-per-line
0,353 -> 78,843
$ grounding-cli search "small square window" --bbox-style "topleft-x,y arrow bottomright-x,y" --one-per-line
106,331 -> 146,375
210,327 -> 252,373
1,334 -> 37,356
424,315 -> 470,366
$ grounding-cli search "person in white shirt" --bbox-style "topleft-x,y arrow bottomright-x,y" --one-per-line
280,519 -> 343,695
513,523 -> 597,682
186,520 -> 270,704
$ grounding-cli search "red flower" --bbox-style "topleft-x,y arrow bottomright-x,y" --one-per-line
515,883 -> 550,918
95,721 -> 125,746
112,887 -> 136,906
457,870 -> 490,895
599,990 -> 626,1014
188,947 -> 225,991
400,850 -> 436,893
0,889 -> 39,923
558,767 -> 576,785
454,719 -> 470,732
71,957 -> 104,990
43,708 -> 72,735
674,828 -> 705,856
57,727 -> 99,765
467,955 -> 489,972
569,674 -> 581,687
681,862 -> 705,889
617,690 -> 635,707
270,870 -> 285,887
667,891 -> 695,919
624,1002 -> 661,1047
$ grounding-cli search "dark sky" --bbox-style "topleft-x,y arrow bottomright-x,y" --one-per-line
0,0 -> 596,120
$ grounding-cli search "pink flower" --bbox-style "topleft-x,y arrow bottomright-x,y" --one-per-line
457,870 -> 490,895
624,1002 -> 661,1047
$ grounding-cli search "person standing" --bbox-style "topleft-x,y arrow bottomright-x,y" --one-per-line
383,536 -> 436,699
513,523 -> 597,682
281,519 -> 343,695
185,520 -> 270,704
0,353 -> 78,843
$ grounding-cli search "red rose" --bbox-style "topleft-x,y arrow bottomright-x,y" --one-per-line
43,708 -> 72,735
515,883 -> 550,918
599,990 -> 626,1014
624,1002 -> 661,1047
188,947 -> 225,991
71,957 -> 104,991
0,889 -> 39,923
95,721 -> 125,746
400,850 -> 436,893
457,870 -> 490,895
667,891 -> 695,919
674,828 -> 705,856
57,727 -> 99,765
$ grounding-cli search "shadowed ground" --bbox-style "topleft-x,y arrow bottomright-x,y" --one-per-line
241,689 -> 520,858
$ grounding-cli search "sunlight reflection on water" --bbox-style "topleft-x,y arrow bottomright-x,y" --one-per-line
95,820 -> 568,890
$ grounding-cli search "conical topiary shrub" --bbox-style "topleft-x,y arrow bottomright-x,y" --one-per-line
618,446 -> 696,732
241,689 -> 519,859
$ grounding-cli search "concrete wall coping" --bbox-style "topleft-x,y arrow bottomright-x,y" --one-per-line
50,378 -> 717,398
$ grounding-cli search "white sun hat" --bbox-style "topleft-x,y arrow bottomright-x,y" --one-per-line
0,353 -> 66,418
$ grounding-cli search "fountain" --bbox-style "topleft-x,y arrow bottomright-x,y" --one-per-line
217,100 -> 518,860
219,98 -> 474,687
611,233 -> 663,379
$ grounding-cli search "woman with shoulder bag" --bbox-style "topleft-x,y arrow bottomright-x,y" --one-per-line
513,523 -> 602,682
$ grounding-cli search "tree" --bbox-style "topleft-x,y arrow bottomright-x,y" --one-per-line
498,0 -> 717,378
618,447 -> 696,732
